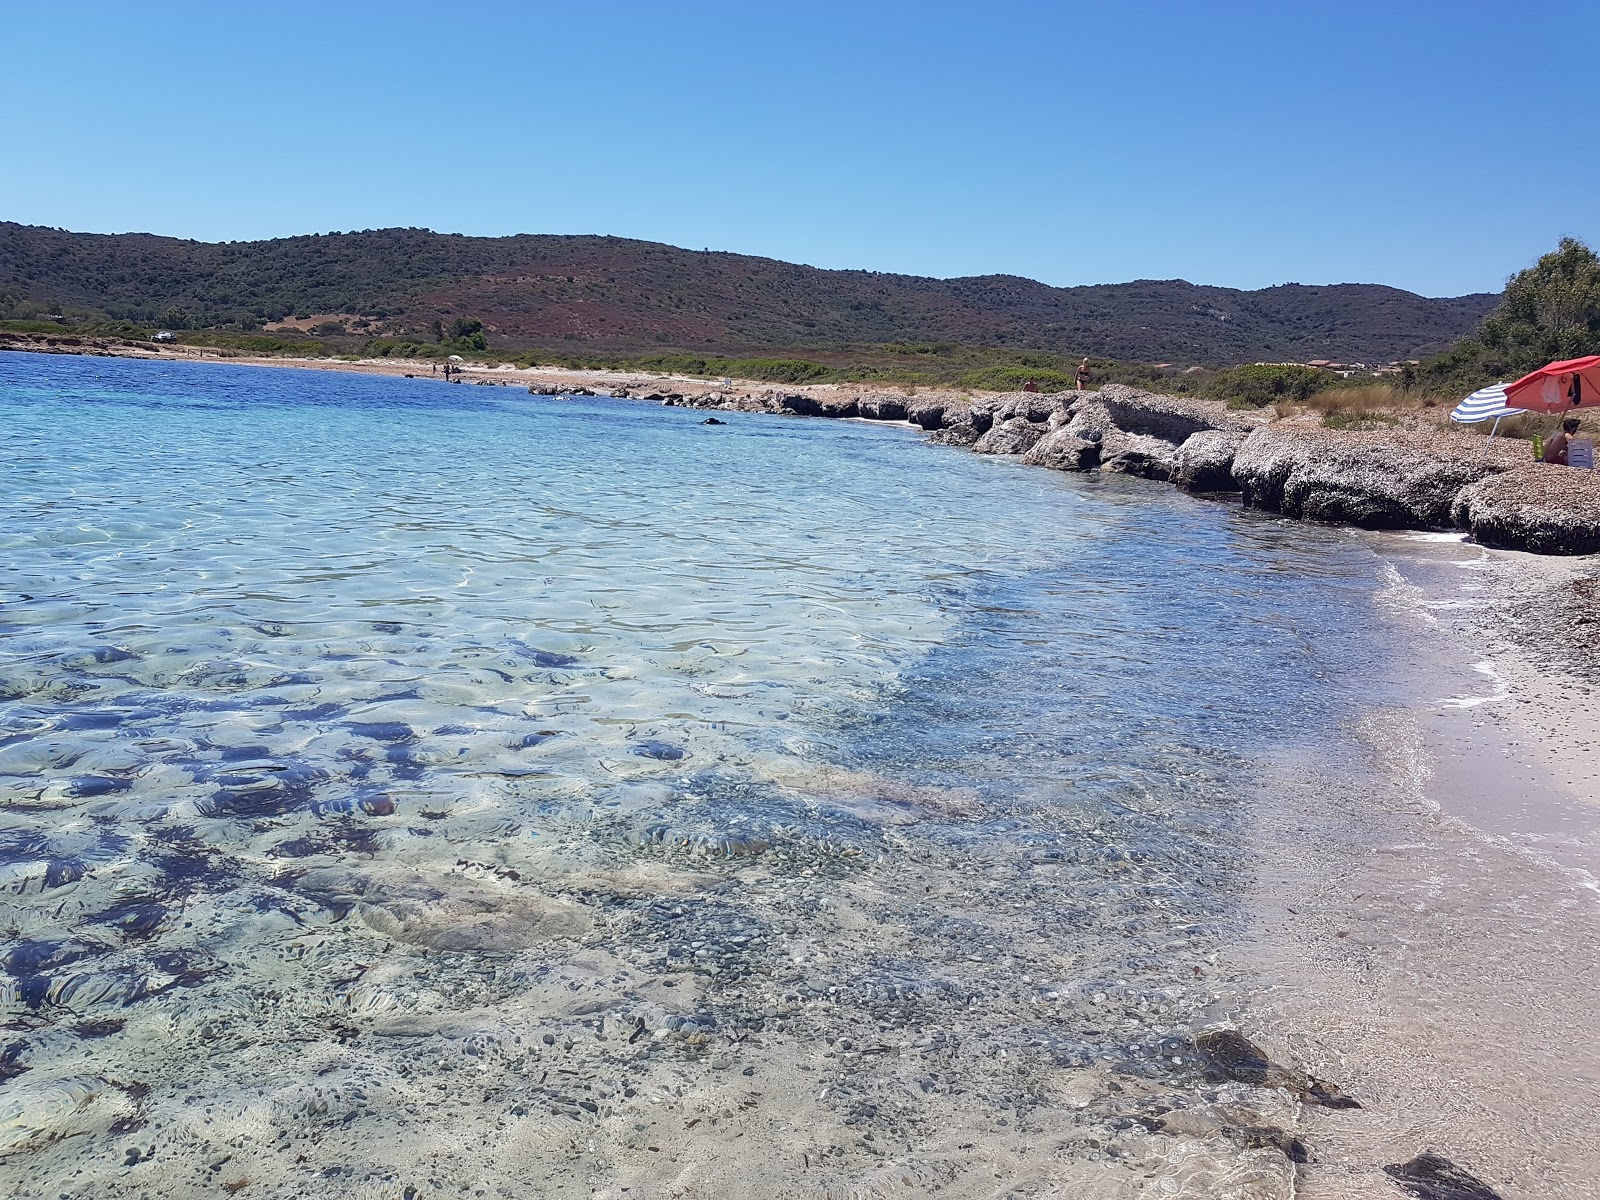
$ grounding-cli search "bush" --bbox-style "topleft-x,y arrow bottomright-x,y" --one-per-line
954,366 -> 1076,393
1200,364 -> 1331,408
176,332 -> 324,355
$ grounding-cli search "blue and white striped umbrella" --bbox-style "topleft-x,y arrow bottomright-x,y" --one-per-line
1449,383 -> 1516,424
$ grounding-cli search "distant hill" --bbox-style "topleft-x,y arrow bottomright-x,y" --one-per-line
0,222 -> 1497,365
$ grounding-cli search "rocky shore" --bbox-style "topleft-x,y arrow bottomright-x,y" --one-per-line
619,379 -> 1597,556
5,331 -> 1595,554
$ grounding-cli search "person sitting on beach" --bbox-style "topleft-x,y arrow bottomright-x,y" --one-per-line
1075,357 -> 1091,391
1543,416 -> 1580,465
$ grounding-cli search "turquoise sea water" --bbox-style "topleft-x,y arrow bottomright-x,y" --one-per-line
0,353 -> 1398,1197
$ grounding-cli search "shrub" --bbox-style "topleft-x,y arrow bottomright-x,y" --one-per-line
1201,364 -> 1330,408
954,366 -> 1075,393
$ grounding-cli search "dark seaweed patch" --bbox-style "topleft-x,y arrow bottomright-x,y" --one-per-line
509,645 -> 579,669
199,763 -> 327,818
69,774 -> 133,797
371,622 -> 404,635
56,710 -> 129,731
347,722 -> 415,743
279,702 -> 348,722
95,900 -> 167,941
1,939 -> 106,976
0,1040 -> 29,1082
383,744 -> 428,780
146,830 -> 243,899
74,1019 -> 125,1039
43,858 -> 87,888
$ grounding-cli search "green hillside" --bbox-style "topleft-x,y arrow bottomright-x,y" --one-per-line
0,222 -> 1497,366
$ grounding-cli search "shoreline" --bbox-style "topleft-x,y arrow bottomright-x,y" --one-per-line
1230,531 -> 1600,1197
4,340 -> 1599,1194
7,330 -> 1598,560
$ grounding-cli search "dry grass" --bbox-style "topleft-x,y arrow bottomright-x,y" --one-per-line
1271,382 -> 1550,439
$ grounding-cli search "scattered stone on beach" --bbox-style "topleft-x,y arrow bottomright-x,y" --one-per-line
1173,430 -> 1249,492
1194,1029 -> 1360,1108
1383,1152 -> 1505,1200
1451,462 -> 1600,555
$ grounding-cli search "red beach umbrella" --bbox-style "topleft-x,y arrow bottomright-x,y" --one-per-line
1504,355 -> 1600,413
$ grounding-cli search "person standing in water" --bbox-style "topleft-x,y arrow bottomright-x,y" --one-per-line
1075,358 -> 1092,391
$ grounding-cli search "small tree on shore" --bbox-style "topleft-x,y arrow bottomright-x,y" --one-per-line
1419,237 -> 1600,392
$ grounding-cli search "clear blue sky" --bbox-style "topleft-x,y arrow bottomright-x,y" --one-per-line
3,1 -> 1594,297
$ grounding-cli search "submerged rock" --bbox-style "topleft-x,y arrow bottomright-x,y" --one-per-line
1194,1029 -> 1360,1108
1451,463 -> 1600,555
927,424 -> 983,448
1384,1152 -> 1505,1200
631,740 -> 686,761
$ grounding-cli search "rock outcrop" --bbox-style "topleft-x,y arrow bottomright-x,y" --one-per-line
972,416 -> 1047,456
1057,387 -> 1245,482
856,394 -> 909,422
1022,429 -> 1101,472
1451,464 -> 1600,555
1173,430 -> 1249,492
1232,428 -> 1516,529
599,376 -> 1597,556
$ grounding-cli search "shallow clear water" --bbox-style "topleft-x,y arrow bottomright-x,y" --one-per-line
0,354 -> 1399,1197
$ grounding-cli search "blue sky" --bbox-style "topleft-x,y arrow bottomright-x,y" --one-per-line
3,1 -> 1594,296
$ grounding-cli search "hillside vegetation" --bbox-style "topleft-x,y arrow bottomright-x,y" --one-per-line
0,222 -> 1494,367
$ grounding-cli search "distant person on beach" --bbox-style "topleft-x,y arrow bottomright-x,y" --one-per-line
1544,417 -> 1580,464
1075,358 -> 1091,391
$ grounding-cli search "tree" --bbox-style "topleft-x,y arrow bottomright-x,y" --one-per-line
1419,237 -> 1600,392
443,316 -> 487,351
1478,236 -> 1600,362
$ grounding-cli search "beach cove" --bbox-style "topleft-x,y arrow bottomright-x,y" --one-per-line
0,350 -> 1597,1198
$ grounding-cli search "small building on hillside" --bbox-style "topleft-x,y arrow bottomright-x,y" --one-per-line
152,330 -> 176,343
